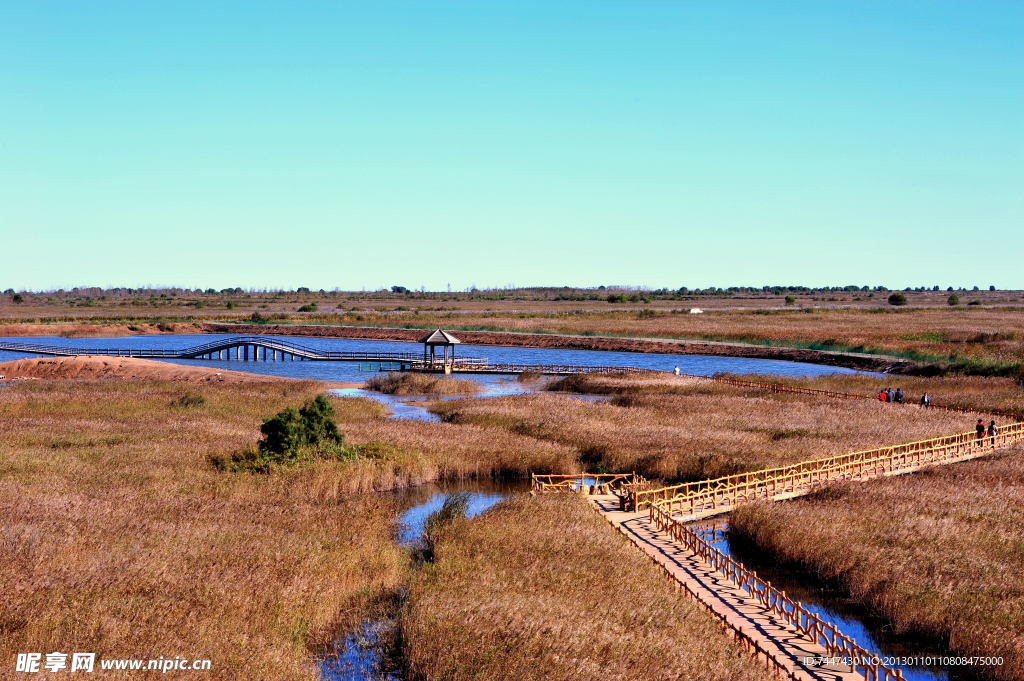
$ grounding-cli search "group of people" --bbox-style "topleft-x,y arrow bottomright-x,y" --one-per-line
877,387 -> 905,403
977,419 -> 999,445
877,387 -> 933,408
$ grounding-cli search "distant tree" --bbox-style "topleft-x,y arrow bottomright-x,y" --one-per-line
887,293 -> 907,306
3,288 -> 13,295
932,285 -> 939,291
297,287 -> 311,293
606,294 -> 626,303
391,285 -> 410,294
972,286 -> 980,291
989,285 -> 996,291
12,294 -> 24,304
947,294 -> 960,306
947,286 -> 954,292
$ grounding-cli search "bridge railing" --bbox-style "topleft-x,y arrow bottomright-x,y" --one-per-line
648,502 -> 903,681
638,422 -> 1024,516
530,472 -> 644,494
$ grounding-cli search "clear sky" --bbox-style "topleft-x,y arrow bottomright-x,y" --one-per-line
2,1 -> 1021,291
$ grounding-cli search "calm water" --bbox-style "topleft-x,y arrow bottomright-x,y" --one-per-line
697,519 -> 987,681
319,480 -> 525,681
0,333 -> 874,384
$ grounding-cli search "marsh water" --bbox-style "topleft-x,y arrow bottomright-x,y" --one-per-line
0,332 -> 872,382
319,480 -> 527,681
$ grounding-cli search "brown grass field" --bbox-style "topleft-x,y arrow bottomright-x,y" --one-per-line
0,379 -> 405,680
431,380 -> 978,481
402,494 -> 774,681
730,445 -> 1024,681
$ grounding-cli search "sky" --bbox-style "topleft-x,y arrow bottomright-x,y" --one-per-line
1,1 -> 1022,291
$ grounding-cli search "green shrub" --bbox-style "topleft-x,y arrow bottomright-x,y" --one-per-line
297,303 -> 318,312
221,395 -> 348,473
784,296 -> 796,305
947,294 -> 960,306
887,293 -> 907,306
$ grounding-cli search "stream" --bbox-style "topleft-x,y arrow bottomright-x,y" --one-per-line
319,479 -> 528,680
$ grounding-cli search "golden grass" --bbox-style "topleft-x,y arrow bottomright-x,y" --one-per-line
430,386 -> 974,481
730,446 -> 1024,681
365,372 -> 481,396
401,494 -> 774,681
751,373 -> 1024,417
0,379 -> 404,680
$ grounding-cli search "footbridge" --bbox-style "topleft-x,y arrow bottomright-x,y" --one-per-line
0,336 -> 438,363
534,423 -> 1024,681
0,336 -> 657,375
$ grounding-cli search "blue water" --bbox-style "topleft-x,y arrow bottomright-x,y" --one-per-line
0,333 -> 874,383
694,519 -> 983,681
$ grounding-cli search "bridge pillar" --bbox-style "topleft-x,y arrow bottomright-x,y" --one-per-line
244,345 -> 249,361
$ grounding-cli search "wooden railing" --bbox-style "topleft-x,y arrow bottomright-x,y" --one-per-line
648,502 -> 905,681
530,472 -> 644,494
635,422 -> 1024,516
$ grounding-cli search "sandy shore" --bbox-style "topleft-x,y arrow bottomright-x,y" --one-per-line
0,356 -> 291,384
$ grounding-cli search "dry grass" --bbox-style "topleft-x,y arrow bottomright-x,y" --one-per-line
430,386 -> 974,481
0,379 -> 404,680
750,373 -> 1024,417
365,372 -> 480,396
401,494 -> 774,681
730,446 -> 1024,681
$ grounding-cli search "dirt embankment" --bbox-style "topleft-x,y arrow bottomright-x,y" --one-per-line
0,356 -> 286,384
203,322 -> 917,374
0,322 -> 202,338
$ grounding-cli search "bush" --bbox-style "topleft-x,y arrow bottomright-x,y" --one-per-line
249,312 -> 269,324
947,294 -> 960,306
12,293 -> 24,304
784,296 -> 796,305
220,395 -> 348,472
297,303 -> 318,312
887,293 -> 907,306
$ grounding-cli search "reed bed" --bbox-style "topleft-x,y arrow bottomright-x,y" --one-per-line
0,379 -> 404,680
401,494 -> 774,681
365,372 -> 481,396
431,388 -> 972,481
730,445 -> 1024,681
743,373 -> 1024,417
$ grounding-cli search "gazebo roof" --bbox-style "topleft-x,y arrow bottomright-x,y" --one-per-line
418,329 -> 462,345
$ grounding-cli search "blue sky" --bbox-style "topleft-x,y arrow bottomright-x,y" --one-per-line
2,1 -> 1021,291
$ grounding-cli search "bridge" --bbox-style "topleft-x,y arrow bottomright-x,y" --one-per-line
0,336 -> 659,376
533,422 -> 1024,681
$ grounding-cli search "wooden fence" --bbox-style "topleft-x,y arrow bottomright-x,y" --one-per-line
635,422 -> 1024,517
530,472 -> 644,494
648,502 -> 905,681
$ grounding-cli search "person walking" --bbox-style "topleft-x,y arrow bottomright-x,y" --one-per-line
894,388 -> 904,404
976,419 -> 986,445
988,420 -> 999,446
920,393 -> 931,408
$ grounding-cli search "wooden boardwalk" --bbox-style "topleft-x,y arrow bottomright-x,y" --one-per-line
591,495 -> 867,681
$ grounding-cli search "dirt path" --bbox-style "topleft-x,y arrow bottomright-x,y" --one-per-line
591,495 -> 863,681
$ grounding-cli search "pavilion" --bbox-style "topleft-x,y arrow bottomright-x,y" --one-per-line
419,329 -> 462,372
